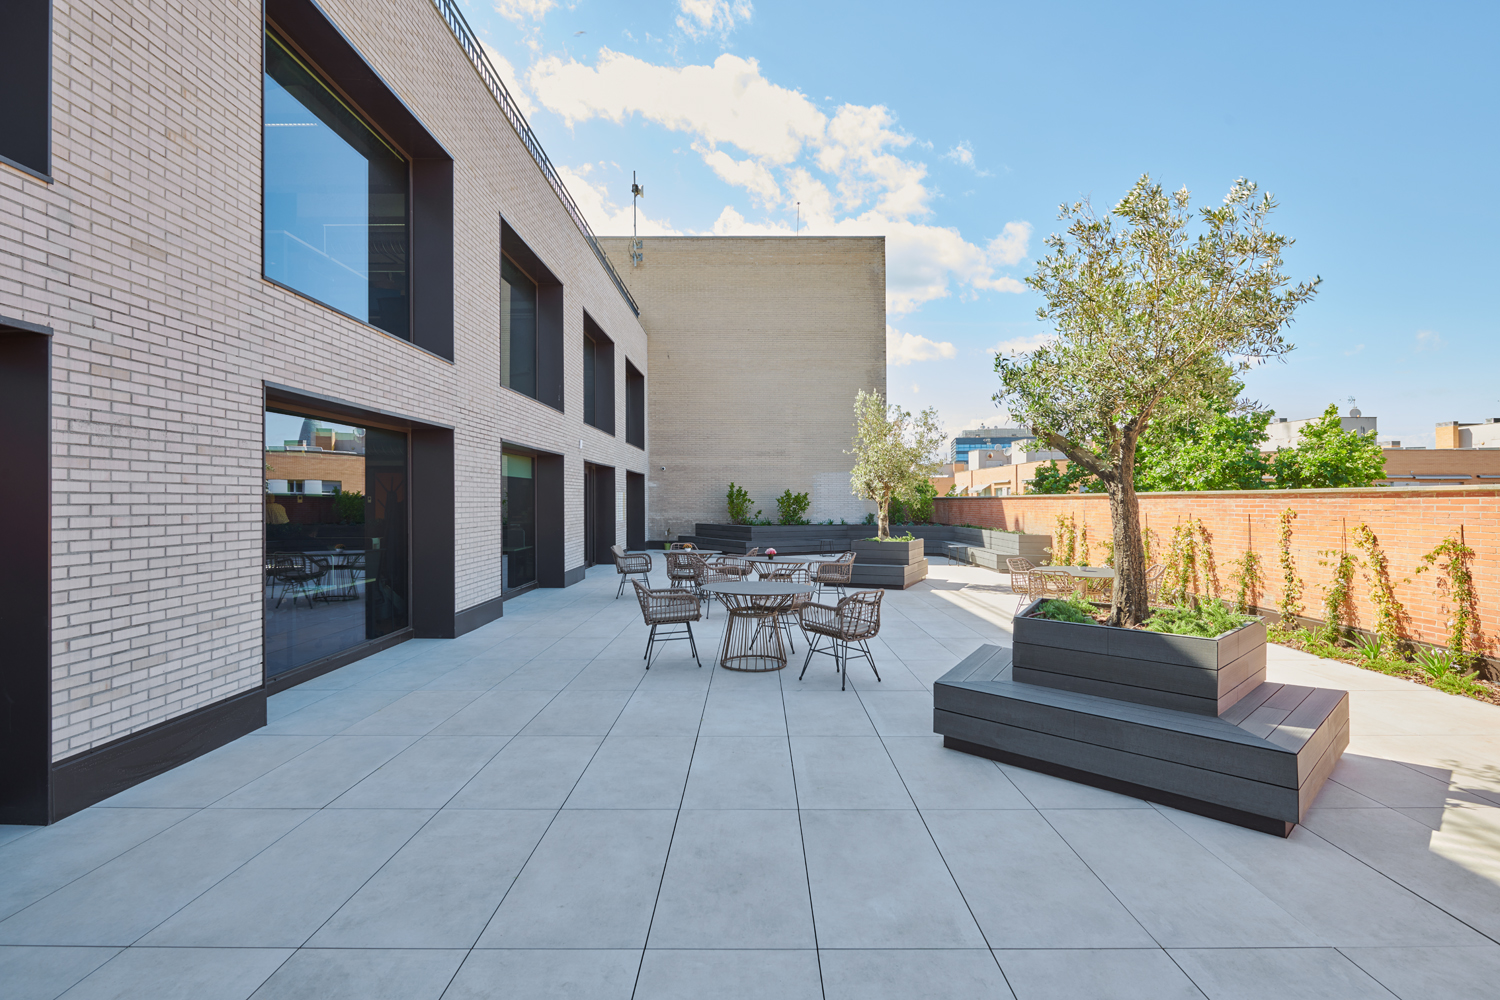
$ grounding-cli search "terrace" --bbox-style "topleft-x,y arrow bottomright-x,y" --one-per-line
3,559 -> 1498,999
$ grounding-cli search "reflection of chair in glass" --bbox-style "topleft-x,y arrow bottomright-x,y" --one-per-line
269,552 -> 328,608
611,544 -> 653,598
632,580 -> 702,668
798,590 -> 884,691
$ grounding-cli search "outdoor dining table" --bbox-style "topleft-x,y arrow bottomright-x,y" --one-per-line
1036,564 -> 1114,598
703,580 -> 814,671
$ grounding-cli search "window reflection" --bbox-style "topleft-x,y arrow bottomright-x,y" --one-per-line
265,410 -> 408,677
502,453 -> 536,591
263,30 -> 409,337
500,257 -> 537,397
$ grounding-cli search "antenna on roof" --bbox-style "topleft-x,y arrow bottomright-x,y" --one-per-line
630,171 -> 645,267
796,202 -> 800,235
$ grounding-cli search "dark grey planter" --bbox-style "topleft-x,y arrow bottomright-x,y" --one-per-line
850,537 -> 927,589
1011,598 -> 1267,716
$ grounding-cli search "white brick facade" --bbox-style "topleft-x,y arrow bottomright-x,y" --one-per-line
599,237 -> 885,539
1,0 -> 648,759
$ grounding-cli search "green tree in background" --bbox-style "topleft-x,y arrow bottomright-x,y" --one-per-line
890,479 -> 939,523
1135,406 -> 1274,491
848,390 -> 944,539
1027,460 -> 1103,494
1271,404 -> 1386,487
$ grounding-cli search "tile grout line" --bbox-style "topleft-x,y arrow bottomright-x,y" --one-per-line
780,662 -> 829,1000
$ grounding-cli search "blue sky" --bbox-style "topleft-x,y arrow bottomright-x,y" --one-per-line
466,0 -> 1499,448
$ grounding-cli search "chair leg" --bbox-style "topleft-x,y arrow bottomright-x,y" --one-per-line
616,575 -> 626,599
687,621 -> 701,667
861,639 -> 881,683
645,623 -> 656,666
838,639 -> 847,691
799,633 -> 819,679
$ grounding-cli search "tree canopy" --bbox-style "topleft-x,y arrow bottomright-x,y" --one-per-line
848,390 -> 944,539
1271,404 -> 1385,488
1135,406 -> 1274,492
995,174 -> 1319,625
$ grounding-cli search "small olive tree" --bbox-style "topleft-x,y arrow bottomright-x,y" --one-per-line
995,175 -> 1319,626
848,390 -> 944,539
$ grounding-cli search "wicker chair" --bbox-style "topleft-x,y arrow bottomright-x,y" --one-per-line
611,544 -> 653,598
798,590 -> 883,691
632,580 -> 702,668
813,551 -> 857,600
1005,557 -> 1045,600
1145,563 -> 1166,604
669,541 -> 697,550
665,551 -> 707,590
710,554 -> 755,580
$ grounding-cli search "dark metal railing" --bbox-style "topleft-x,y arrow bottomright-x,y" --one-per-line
430,0 -> 639,316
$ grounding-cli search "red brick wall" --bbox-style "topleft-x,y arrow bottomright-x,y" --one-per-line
935,487 -> 1500,654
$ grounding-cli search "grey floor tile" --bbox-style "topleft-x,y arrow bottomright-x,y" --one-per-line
995,948 -> 1202,999
497,659 -> 588,691
60,947 -> 291,1000
565,736 -> 696,809
477,809 -> 677,948
444,949 -> 639,1000
429,690 -> 557,736
924,810 -> 1155,948
882,737 -> 1032,810
609,689 -> 708,736
519,689 -> 634,735
265,687 -> 334,720
214,735 -> 418,809
781,690 -> 876,735
790,737 -> 912,809
258,688 -> 407,735
698,688 -> 788,736
340,690 -> 483,735
649,810 -> 814,949
1168,947 -> 1395,1000
635,950 -> 822,1000
0,809 -> 311,946
139,807 -> 430,947
0,808 -> 195,921
1160,804 -> 1489,947
0,826 -> 35,849
330,736 -> 507,808
565,656 -> 651,690
97,735 -> 326,809
248,948 -> 464,1000
801,810 -> 986,949
0,945 -> 118,1000
858,690 -> 940,736
995,763 -> 1151,809
418,659 -> 517,691
819,949 -> 1013,1000
446,736 -> 602,810
681,736 -> 798,809
1044,809 -> 1322,948
1339,944 -> 1500,1000
310,809 -> 554,948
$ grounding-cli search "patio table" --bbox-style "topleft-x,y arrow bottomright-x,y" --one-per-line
703,581 -> 813,671
1036,564 -> 1114,598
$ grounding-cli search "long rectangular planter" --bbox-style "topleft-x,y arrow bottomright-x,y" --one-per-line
1012,598 -> 1266,716
934,645 -> 1349,837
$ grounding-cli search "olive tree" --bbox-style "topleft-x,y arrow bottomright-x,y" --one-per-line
848,390 -> 944,539
995,175 -> 1319,626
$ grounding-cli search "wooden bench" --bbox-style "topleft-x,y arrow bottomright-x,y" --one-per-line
933,645 -> 1349,837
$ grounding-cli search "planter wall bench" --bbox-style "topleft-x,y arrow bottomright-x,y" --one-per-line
934,625 -> 1349,837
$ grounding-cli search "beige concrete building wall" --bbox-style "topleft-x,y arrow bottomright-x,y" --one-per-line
1,0 -> 647,760
599,237 -> 884,538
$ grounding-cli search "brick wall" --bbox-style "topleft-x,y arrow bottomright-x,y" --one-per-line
598,236 -> 885,538
936,488 -> 1500,654
2,0 -> 649,759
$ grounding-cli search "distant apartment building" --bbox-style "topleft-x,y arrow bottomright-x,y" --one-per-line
1262,405 -> 1377,449
0,0 -> 880,824
950,425 -> 1033,466
1436,418 -> 1500,449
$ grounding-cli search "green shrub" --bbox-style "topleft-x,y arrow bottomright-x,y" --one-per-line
1034,596 -> 1100,624
775,489 -> 812,525
889,480 -> 938,524
1141,601 -> 1254,639
334,489 -> 365,524
726,483 -> 758,524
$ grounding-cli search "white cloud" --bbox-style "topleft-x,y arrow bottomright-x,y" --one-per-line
990,333 -> 1055,357
479,42 -> 537,119
557,164 -> 683,235
887,326 -> 957,365
1415,329 -> 1444,351
529,49 -> 1030,313
677,0 -> 753,40
943,139 -> 991,176
493,0 -> 556,23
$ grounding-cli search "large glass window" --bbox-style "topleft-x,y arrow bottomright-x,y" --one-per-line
500,257 -> 537,398
265,409 -> 408,678
263,30 -> 409,338
502,453 -> 536,591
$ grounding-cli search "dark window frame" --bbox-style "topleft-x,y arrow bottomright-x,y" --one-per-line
625,359 -> 645,450
500,218 -> 565,412
263,0 -> 454,360
582,312 -> 615,435
0,0 -> 52,180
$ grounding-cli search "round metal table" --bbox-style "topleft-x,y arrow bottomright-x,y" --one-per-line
704,581 -> 814,671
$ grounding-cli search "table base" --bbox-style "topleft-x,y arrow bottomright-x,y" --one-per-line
719,607 -> 788,671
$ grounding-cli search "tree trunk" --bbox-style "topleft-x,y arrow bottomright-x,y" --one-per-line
877,495 -> 890,540
1107,474 -> 1150,627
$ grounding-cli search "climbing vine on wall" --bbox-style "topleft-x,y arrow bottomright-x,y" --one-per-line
1277,508 -> 1303,626
1228,550 -> 1263,615
1416,533 -> 1481,659
1317,548 -> 1358,641
1053,513 -> 1077,566
1161,519 -> 1221,607
1352,523 -> 1407,651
